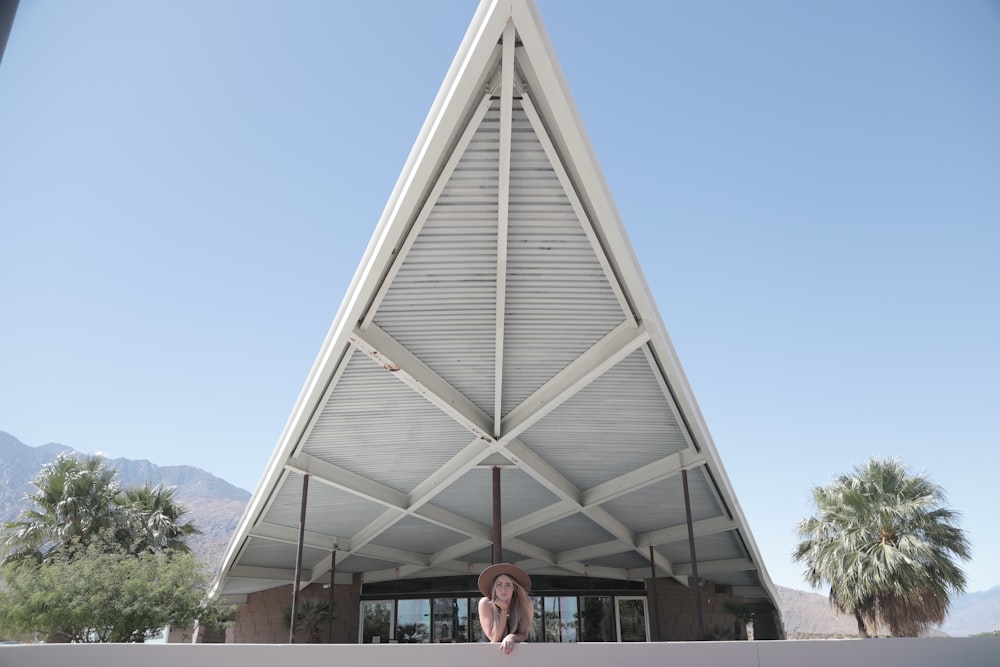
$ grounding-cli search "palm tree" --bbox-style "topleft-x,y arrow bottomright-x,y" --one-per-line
724,601 -> 755,640
117,483 -> 200,554
793,457 -> 970,637
284,598 -> 332,643
1,454 -> 121,563
2,454 -> 201,564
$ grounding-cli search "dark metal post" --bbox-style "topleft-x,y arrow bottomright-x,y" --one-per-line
327,548 -> 337,643
682,468 -> 705,640
492,465 -> 502,564
290,473 -> 310,643
649,546 -> 661,641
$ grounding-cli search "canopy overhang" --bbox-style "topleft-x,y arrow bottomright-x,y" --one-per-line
213,0 -> 782,616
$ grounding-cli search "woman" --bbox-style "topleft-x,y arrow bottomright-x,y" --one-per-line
477,563 -> 534,654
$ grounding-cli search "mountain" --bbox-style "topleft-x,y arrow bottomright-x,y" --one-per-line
0,431 -> 249,569
939,586 -> 1000,637
776,585 -> 861,639
776,584 -> 1000,638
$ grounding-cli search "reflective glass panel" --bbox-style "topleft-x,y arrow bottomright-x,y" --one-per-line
579,596 -> 614,642
617,597 -> 648,642
396,598 -> 431,643
361,600 -> 393,644
431,598 -> 468,643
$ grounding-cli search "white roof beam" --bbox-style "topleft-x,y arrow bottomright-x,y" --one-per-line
556,539 -> 631,564
503,500 -> 579,537
249,522 -> 348,552
499,320 -> 650,442
637,515 -> 738,548
286,452 -> 408,510
412,504 -> 493,542
430,538 -> 492,566
350,324 -> 496,442
581,505 -> 635,547
674,558 -> 757,577
228,565 -> 297,581
504,537 -> 557,565
406,437 -> 497,511
501,439 -> 582,504
552,563 -> 642,582
350,508 -> 409,552
493,19 -> 516,434
354,543 -> 431,568
580,449 -> 707,507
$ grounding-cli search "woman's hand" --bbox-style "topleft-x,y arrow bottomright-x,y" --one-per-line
499,633 -> 517,654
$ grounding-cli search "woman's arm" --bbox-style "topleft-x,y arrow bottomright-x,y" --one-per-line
478,596 -> 507,643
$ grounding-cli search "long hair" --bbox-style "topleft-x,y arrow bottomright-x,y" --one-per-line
489,578 -> 534,639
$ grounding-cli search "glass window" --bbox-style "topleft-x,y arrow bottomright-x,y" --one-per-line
431,597 -> 469,643
616,597 -> 649,642
541,596 -> 578,642
532,596 -> 544,640
579,596 -> 614,642
396,599 -> 431,643
361,600 -> 393,644
470,595 -> 483,642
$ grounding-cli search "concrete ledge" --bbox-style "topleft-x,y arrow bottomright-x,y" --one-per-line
0,638 -> 997,667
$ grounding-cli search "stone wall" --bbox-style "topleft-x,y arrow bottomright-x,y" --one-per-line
231,576 -> 361,643
646,577 -> 779,641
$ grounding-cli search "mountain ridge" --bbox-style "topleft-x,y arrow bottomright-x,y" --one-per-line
0,431 -> 249,567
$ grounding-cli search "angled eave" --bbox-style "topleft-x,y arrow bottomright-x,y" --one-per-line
213,0 -> 782,621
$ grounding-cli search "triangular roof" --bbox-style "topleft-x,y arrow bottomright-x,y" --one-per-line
214,0 -> 781,615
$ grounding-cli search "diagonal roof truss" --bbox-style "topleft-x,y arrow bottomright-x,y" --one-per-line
214,0 -> 781,614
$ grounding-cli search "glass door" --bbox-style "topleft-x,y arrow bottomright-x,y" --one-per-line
615,597 -> 649,642
361,600 -> 394,643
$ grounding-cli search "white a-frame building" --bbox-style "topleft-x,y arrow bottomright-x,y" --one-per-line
212,0 -> 784,643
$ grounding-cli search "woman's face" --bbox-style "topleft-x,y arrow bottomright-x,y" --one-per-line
492,574 -> 515,603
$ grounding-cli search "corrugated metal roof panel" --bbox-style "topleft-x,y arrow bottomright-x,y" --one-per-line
517,512 -> 615,553
501,102 -> 625,415
370,515 -> 471,553
303,353 -> 476,493
261,472 -> 387,536
657,530 -> 746,566
581,550 -> 654,571
431,467 -> 559,526
602,471 -> 723,536
520,350 -> 688,490
336,553 -> 403,575
239,536 -> 328,571
372,102 -> 501,417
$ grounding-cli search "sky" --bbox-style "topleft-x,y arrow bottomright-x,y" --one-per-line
1,1 -> 998,595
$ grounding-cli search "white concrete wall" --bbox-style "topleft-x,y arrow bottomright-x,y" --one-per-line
0,638 -> 996,667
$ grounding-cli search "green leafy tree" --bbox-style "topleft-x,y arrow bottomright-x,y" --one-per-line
0,538 -> 225,642
0,454 -> 217,642
793,457 -> 970,637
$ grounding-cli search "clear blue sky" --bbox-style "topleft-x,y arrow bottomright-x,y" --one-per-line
2,1 -> 998,595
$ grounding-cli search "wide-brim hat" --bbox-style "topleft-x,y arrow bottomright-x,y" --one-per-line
478,563 -> 532,598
